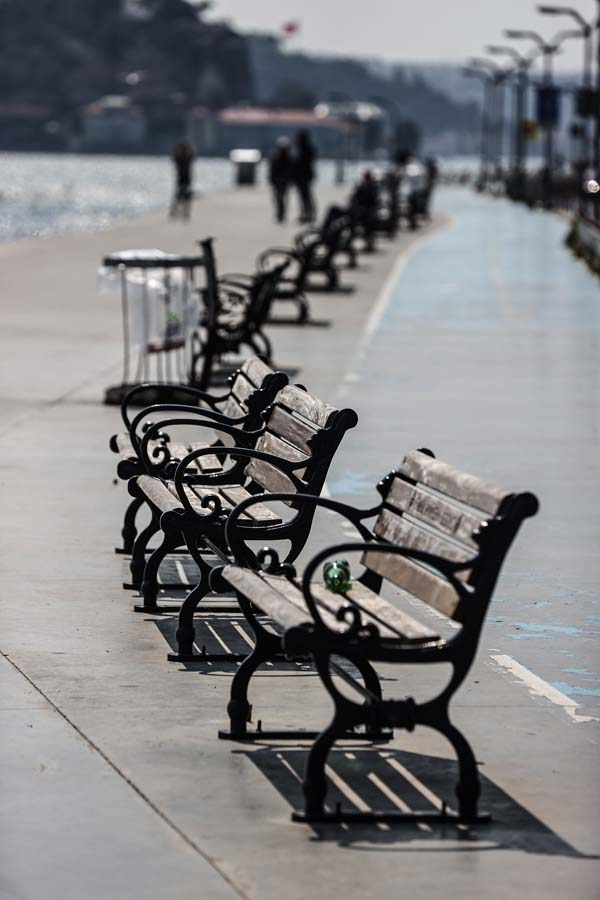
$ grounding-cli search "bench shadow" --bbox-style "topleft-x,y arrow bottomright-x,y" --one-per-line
238,745 -> 594,858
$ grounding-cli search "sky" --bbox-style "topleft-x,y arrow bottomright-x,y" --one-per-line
208,0 -> 596,74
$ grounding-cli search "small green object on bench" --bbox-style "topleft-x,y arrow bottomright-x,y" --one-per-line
322,559 -> 351,594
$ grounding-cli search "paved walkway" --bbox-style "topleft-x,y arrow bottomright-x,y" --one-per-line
0,186 -> 598,900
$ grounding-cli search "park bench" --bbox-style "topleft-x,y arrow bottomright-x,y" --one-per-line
190,251 -> 285,388
110,357 -> 288,555
128,385 -> 358,652
257,217 -> 354,323
213,449 -> 539,824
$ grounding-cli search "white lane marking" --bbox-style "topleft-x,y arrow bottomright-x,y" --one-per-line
367,772 -> 431,832
382,754 -> 451,813
490,654 -> 600,724
175,560 -> 190,585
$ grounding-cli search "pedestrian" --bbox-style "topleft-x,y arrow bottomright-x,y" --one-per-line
349,169 -> 379,229
170,140 -> 194,220
268,137 -> 293,223
294,129 -> 317,223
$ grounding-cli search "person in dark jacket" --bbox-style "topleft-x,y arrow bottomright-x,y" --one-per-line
294,129 -> 317,223
170,140 -> 194,220
349,169 -> 379,227
269,137 -> 293,223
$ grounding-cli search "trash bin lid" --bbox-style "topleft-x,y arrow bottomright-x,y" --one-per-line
229,149 -> 262,164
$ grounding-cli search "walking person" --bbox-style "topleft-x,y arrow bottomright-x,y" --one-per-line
294,129 -> 317,223
268,137 -> 293,223
170,140 -> 194,220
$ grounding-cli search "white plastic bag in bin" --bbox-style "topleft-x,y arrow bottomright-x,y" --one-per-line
97,250 -> 198,352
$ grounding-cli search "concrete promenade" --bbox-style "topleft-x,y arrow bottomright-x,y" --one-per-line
0,185 -> 599,900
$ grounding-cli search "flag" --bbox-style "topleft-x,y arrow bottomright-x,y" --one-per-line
281,21 -> 300,37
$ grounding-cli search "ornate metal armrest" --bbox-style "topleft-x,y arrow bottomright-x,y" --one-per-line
171,444 -> 309,522
120,382 -> 228,431
139,417 -> 260,477
129,403 -> 247,456
257,247 -> 297,270
224,492 -> 381,567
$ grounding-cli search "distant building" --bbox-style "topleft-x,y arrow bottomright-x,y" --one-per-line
0,103 -> 64,150
188,106 -> 351,158
80,96 -> 147,151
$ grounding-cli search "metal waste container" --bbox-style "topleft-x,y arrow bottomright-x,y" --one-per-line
230,149 -> 262,186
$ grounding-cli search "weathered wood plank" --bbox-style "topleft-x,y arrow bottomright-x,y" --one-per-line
386,477 -> 484,548
259,574 -> 438,642
245,459 -> 299,496
136,475 -> 183,514
240,356 -> 273,388
219,485 -> 282,525
398,450 -> 510,516
231,373 -> 255,406
256,430 -> 307,464
188,441 -> 224,474
309,582 -> 438,643
223,566 -> 309,630
374,509 -> 472,565
265,405 -> 318,454
277,384 -> 337,428
363,550 -> 461,620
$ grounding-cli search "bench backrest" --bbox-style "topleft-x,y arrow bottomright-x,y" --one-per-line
245,385 -> 357,499
214,357 -> 287,447
363,450 -> 538,623
244,262 -> 288,330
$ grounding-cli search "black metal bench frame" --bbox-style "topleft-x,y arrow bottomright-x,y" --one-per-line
213,452 -> 539,824
111,360 -> 287,555
130,391 -> 358,657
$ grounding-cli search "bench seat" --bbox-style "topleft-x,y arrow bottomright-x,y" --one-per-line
222,565 -> 439,644
136,474 -> 282,527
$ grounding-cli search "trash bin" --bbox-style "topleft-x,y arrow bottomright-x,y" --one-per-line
230,149 -> 262,186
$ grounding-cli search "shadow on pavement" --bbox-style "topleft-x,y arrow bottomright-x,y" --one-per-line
238,745 -> 594,858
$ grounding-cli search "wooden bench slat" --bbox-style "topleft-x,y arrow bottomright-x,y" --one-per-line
240,356 -> 273,388
374,509 -> 473,565
188,441 -> 224,474
222,567 -> 439,643
256,430 -> 307,464
231,372 -> 256,406
223,567 -> 310,630
218,485 -> 281,525
265,405 -> 318,455
398,450 -> 511,517
387,477 -> 484,549
363,549 -> 461,620
277,384 -> 337,428
308,582 -> 439,643
114,432 -> 135,457
245,459 -> 299,496
137,475 -> 183,514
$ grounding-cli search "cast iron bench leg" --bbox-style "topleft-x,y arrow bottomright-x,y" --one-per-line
136,530 -> 184,613
127,511 -> 159,588
117,494 -> 143,555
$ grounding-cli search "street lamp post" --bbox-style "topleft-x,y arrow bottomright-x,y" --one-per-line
505,29 -> 557,198
486,45 -> 536,198
538,6 -> 593,167
463,60 -> 501,186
